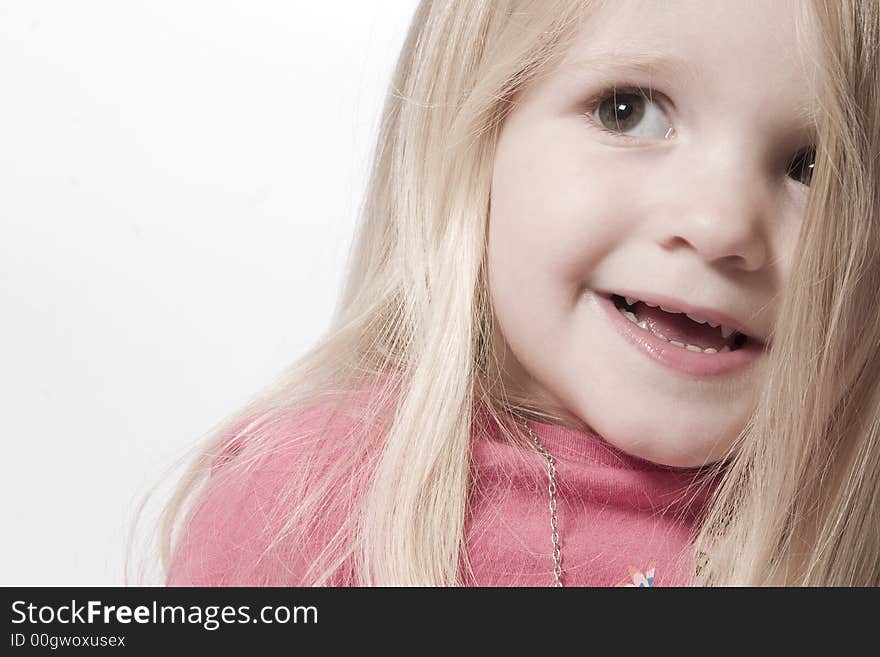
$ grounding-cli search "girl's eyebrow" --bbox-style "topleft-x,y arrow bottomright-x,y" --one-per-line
565,49 -> 704,86
565,48 -> 819,126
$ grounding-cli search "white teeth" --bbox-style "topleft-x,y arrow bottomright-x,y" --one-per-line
721,326 -> 735,339
617,306 -> 728,354
659,305 -> 682,314
707,320 -> 720,328
625,296 -> 638,306
685,313 -> 708,324
643,301 -> 659,308
617,304 -> 657,334
719,345 -> 730,353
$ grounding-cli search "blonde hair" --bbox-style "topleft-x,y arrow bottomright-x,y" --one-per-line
693,0 -> 880,585
128,0 -> 880,586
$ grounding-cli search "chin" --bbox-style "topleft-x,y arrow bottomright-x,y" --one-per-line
579,402 -> 741,469
603,431 -> 731,469
590,416 -> 736,468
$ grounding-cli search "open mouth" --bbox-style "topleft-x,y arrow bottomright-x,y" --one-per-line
609,293 -> 751,353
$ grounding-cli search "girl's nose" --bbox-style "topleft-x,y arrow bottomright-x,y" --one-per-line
658,148 -> 774,273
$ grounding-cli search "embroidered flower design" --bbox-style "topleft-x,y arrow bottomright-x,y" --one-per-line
615,563 -> 656,587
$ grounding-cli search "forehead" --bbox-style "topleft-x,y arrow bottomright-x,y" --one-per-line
558,0 -> 818,121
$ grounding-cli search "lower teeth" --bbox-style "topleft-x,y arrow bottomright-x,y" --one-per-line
616,305 -> 731,354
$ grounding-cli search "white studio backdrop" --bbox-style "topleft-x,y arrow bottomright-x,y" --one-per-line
0,0 -> 419,585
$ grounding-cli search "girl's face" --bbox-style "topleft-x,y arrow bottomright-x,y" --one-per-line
488,0 -> 815,467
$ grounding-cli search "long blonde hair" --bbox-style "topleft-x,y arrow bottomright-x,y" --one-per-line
129,0 -> 880,586
693,0 -> 880,585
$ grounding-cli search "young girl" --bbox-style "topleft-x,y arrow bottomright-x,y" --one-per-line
151,0 -> 880,586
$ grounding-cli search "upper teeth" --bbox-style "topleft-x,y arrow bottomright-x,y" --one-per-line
683,313 -> 724,331
616,305 -> 731,353
621,296 -> 740,340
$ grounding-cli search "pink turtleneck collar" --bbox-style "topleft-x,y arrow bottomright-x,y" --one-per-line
166,395 -> 719,587
463,401 -> 719,586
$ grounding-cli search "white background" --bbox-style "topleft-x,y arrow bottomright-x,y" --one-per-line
0,0 -> 418,585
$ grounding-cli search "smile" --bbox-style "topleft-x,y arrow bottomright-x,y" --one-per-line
611,294 -> 749,354
593,292 -> 766,378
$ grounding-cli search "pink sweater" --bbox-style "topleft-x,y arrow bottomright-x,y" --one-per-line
166,399 -> 715,587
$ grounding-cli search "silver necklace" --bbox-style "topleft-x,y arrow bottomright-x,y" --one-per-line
522,418 -> 711,586
521,420 -> 563,587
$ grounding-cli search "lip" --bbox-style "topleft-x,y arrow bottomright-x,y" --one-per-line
592,291 -> 766,378
597,288 -> 766,345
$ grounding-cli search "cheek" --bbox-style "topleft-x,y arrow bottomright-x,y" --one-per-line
774,209 -> 804,286
489,139 -> 630,288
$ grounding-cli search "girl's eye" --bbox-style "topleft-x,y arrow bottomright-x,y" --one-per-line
588,87 -> 816,187
787,147 -> 815,186
588,88 -> 672,140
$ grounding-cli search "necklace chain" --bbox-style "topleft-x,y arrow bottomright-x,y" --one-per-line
522,421 -> 563,587
521,418 -> 711,586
